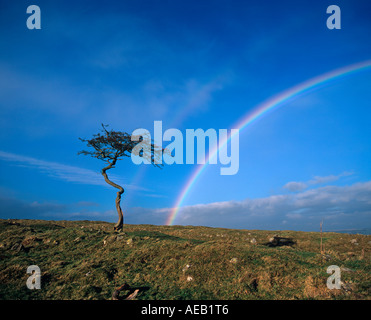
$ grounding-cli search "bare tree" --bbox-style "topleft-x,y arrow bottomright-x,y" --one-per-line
78,124 -> 163,231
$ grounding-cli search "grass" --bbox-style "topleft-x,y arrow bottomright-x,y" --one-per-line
0,219 -> 369,300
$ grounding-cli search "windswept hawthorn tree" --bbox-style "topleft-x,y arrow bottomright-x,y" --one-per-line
78,124 -> 163,231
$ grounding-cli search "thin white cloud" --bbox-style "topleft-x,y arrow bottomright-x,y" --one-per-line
0,194 -> 118,221
0,150 -> 145,190
283,181 -> 307,192
283,171 -> 354,192
308,171 -> 354,185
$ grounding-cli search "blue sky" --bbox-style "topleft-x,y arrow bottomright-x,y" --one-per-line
0,0 -> 370,232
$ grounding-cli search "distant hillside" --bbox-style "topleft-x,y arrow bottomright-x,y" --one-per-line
331,229 -> 371,236
0,219 -> 369,300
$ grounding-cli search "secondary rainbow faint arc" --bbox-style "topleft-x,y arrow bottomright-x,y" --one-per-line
165,59 -> 371,226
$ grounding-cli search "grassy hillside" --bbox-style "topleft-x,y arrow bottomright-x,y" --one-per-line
0,219 -> 369,300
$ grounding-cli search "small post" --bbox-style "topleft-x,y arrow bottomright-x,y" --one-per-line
320,219 -> 323,254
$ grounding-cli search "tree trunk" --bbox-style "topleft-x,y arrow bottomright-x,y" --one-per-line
101,160 -> 125,231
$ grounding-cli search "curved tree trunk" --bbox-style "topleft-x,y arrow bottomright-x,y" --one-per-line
101,160 -> 125,231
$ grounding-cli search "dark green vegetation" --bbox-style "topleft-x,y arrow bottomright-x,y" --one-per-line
0,219 -> 369,300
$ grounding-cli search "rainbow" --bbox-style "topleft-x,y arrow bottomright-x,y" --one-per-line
165,60 -> 371,226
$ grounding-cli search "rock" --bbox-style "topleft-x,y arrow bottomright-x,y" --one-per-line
116,235 -> 124,241
350,239 -> 358,244
103,235 -> 117,245
268,236 -> 280,246
229,258 -> 238,264
186,276 -> 193,282
7,220 -> 20,226
267,236 -> 295,247
182,264 -> 191,272
268,234 -> 278,241
250,238 -> 257,245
